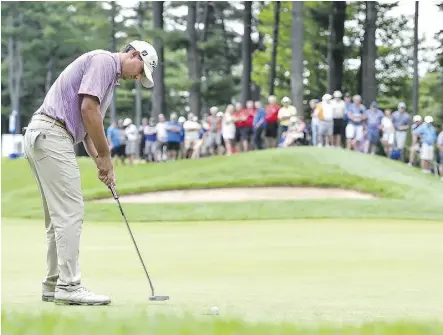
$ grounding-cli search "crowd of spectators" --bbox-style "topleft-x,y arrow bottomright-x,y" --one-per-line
106,92 -> 443,181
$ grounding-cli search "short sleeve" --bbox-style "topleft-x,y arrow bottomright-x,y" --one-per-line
78,54 -> 116,104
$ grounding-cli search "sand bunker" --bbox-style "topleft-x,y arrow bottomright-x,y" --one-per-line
94,187 -> 375,204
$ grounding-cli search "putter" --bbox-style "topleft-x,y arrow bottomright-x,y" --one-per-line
108,185 -> 169,301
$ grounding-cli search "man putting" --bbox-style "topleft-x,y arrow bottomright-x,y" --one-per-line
23,40 -> 158,305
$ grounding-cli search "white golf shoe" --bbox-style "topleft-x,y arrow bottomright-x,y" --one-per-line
54,286 -> 111,306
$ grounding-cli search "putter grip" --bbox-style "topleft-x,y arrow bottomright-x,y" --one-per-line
109,185 -> 119,200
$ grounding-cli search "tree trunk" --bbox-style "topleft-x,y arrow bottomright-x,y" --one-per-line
152,1 -> 165,119
110,1 -> 117,122
412,1 -> 419,115
333,1 -> 346,92
269,1 -> 281,96
291,1 -> 304,115
327,1 -> 346,92
217,6 -> 231,75
45,56 -> 54,94
200,3 -> 214,113
187,1 -> 201,117
7,9 -> 23,131
365,1 -> 377,105
241,1 -> 252,106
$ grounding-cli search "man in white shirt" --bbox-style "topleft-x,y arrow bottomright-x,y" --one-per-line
331,91 -> 346,148
317,94 -> 334,147
155,114 -> 167,161
123,118 -> 138,167
183,115 -> 201,158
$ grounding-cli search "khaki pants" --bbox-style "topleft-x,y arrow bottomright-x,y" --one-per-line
24,117 -> 83,292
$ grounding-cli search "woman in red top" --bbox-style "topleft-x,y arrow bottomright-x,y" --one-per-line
265,95 -> 280,148
233,102 -> 247,152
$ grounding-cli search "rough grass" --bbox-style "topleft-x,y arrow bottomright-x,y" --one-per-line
2,147 -> 442,222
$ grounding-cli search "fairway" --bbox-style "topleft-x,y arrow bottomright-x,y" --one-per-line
3,218 -> 443,328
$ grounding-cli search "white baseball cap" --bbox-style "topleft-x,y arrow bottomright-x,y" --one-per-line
424,115 -> 434,123
128,40 -> 158,89
123,118 -> 132,127
412,115 -> 422,122
322,94 -> 332,102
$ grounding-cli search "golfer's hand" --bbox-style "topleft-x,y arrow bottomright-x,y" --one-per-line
96,155 -> 115,186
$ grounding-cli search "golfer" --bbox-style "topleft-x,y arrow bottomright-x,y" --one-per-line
23,40 -> 158,305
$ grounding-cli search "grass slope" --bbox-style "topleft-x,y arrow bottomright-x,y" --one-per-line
2,218 -> 443,335
2,147 -> 442,222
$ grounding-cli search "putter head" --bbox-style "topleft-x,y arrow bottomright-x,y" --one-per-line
149,295 -> 169,301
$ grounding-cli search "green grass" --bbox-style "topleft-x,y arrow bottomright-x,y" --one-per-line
2,218 -> 443,334
2,147 -> 443,222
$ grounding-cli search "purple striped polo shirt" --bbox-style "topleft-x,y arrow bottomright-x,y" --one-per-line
36,50 -> 121,144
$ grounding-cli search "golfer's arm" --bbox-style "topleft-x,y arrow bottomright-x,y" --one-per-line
81,95 -> 110,158
83,135 -> 99,164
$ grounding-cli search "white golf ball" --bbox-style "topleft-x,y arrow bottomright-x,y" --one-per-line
210,305 -> 219,315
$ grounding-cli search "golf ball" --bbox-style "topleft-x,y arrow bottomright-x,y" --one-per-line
210,305 -> 219,315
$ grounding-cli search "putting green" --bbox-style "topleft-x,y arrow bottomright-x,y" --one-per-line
2,218 -> 442,331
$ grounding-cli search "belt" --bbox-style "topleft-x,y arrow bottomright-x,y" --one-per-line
32,113 -> 66,129
29,114 -> 74,142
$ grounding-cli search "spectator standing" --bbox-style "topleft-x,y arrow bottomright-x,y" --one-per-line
310,99 -> 319,146
252,101 -> 266,150
437,126 -> 443,181
118,119 -> 127,163
143,117 -> 157,162
233,102 -> 247,153
139,118 -> 148,158
365,101 -> 384,155
331,91 -> 346,148
107,121 -> 124,165
183,115 -> 202,159
408,115 -> 423,166
265,95 -> 280,148
123,118 -> 138,167
413,115 -> 437,174
345,95 -> 366,151
206,106 -> 222,156
317,94 -> 334,147
277,97 -> 297,145
244,100 -> 256,152
222,104 -> 236,156
165,113 -> 182,161
392,102 -> 410,161
178,116 -> 186,159
155,114 -> 168,161
381,109 -> 395,157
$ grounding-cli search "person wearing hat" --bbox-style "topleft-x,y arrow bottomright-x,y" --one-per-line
392,102 -> 411,161
277,97 -> 297,145
408,115 -> 423,167
316,94 -> 334,147
364,101 -> 384,155
123,117 -> 139,166
22,40 -> 158,305
413,115 -> 437,174
331,91 -> 346,148
205,106 -> 222,156
345,95 -> 366,151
